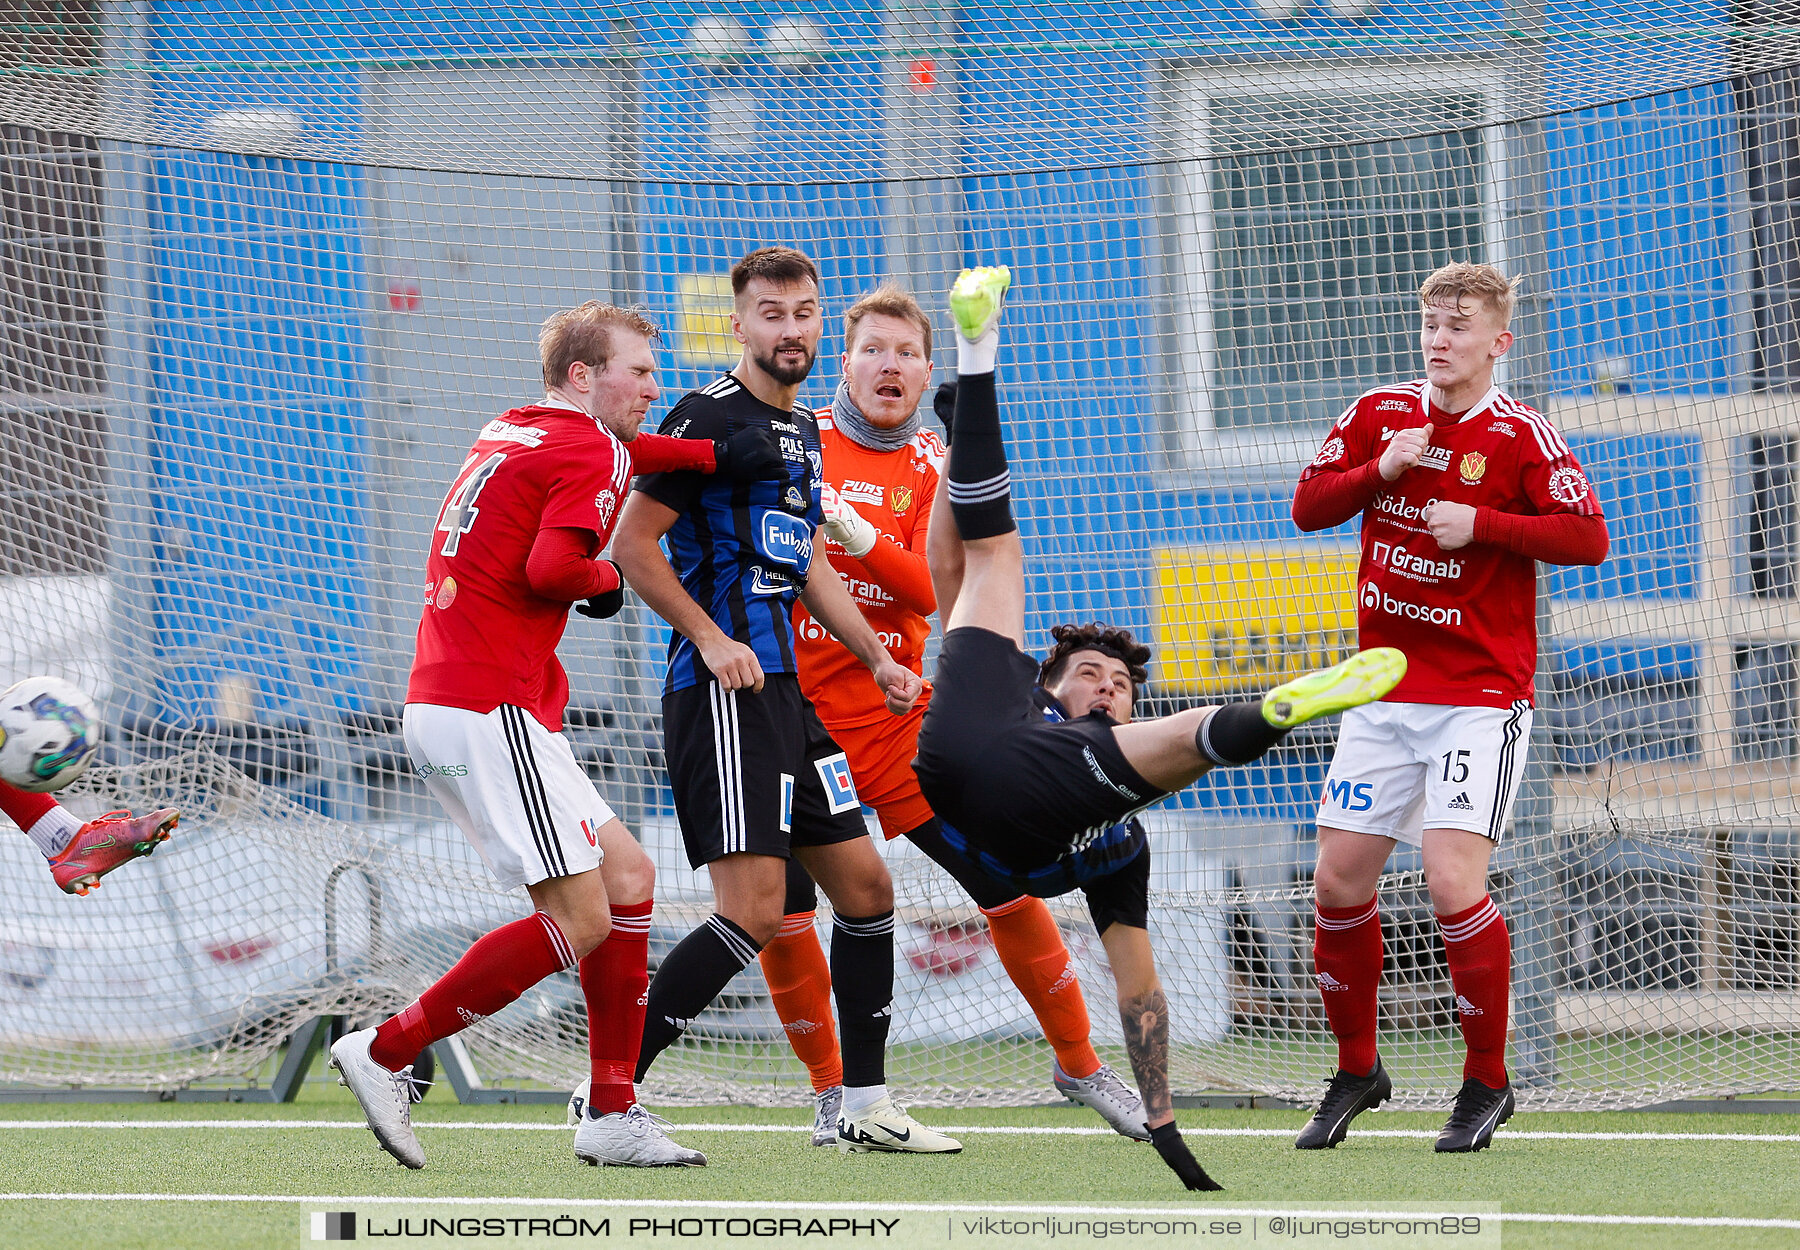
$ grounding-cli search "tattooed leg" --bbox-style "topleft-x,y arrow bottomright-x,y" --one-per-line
1120,985 -> 1173,1127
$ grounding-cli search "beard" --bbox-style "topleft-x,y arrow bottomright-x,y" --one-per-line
752,341 -> 817,387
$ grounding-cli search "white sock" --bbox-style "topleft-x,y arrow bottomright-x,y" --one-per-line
842,1083 -> 889,1118
27,806 -> 82,858
956,329 -> 998,377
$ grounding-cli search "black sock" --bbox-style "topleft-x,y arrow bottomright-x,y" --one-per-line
946,372 -> 1015,539
829,909 -> 895,1087
1195,703 -> 1291,767
634,914 -> 761,1082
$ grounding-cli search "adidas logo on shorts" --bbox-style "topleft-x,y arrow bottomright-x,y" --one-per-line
1448,792 -> 1474,812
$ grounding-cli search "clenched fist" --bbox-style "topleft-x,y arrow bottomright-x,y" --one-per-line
1379,422 -> 1435,481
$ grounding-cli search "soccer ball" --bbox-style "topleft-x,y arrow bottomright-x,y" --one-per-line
566,1077 -> 591,1125
0,676 -> 102,793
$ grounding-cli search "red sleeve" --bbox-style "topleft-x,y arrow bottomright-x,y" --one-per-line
526,526 -> 619,602
843,536 -> 935,617
626,432 -> 716,475
1474,508 -> 1609,566
541,433 -> 629,537
1292,459 -> 1386,532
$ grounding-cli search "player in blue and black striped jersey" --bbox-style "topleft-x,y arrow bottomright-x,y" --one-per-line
614,246 -> 959,1154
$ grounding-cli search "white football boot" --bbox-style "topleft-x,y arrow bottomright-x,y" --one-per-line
1053,1060 -> 1152,1141
574,1103 -> 708,1167
837,1094 -> 962,1154
328,1027 -> 425,1169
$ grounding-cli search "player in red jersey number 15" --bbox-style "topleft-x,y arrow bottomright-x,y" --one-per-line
1291,263 -> 1608,1154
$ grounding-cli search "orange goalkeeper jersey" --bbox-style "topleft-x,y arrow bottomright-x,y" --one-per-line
793,410 -> 944,730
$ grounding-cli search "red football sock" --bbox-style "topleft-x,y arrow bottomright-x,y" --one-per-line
982,896 -> 1100,1079
1314,898 -> 1384,1077
580,899 -> 652,1116
758,912 -> 843,1092
370,911 -> 574,1072
0,780 -> 57,833
1438,896 -> 1510,1088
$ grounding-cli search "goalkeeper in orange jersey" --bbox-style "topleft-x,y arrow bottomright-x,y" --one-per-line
766,285 -> 1149,1148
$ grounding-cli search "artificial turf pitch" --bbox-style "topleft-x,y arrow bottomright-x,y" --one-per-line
0,1084 -> 1795,1249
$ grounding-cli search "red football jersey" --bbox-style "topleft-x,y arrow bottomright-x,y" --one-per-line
793,412 -> 943,730
1301,379 -> 1603,708
406,401 -> 632,731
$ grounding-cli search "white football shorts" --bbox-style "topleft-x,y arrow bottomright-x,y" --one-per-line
402,702 -> 612,890
1316,700 -> 1533,846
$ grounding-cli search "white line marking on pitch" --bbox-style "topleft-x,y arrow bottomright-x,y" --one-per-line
0,1193 -> 1796,1230
1,1120 -> 1797,1143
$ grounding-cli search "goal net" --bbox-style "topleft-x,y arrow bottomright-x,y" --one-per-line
1,3 -> 1797,1111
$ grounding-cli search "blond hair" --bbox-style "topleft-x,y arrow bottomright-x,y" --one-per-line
539,301 -> 660,390
843,284 -> 933,360
1419,262 -> 1518,326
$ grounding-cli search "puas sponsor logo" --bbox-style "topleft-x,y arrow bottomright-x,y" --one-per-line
1372,541 -> 1464,581
479,418 -> 546,447
1312,437 -> 1346,467
1460,451 -> 1487,485
1360,580 -> 1463,626
594,487 -> 617,529
1548,466 -> 1592,504
1419,445 -> 1452,471
840,478 -> 884,506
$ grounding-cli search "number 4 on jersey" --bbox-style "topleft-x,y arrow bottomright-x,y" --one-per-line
436,452 -> 507,557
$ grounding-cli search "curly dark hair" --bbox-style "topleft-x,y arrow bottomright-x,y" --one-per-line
1038,622 -> 1152,704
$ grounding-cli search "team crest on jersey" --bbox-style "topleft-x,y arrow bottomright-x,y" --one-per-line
594,487 -> 618,529
890,485 -> 913,513
1313,437 -> 1346,467
1548,466 -> 1592,504
435,576 -> 458,610
1459,451 -> 1487,484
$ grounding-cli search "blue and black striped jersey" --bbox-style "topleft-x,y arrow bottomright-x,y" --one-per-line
634,373 -> 825,694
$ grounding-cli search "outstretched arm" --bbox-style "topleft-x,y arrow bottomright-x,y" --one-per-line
1103,923 -> 1223,1191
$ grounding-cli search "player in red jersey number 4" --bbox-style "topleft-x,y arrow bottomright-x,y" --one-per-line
1291,263 -> 1609,1154
329,302 -> 781,1171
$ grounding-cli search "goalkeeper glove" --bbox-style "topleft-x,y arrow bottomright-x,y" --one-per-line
713,426 -> 785,482
933,380 -> 957,445
820,484 -> 879,558
574,559 -> 627,620
1149,1122 -> 1223,1192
